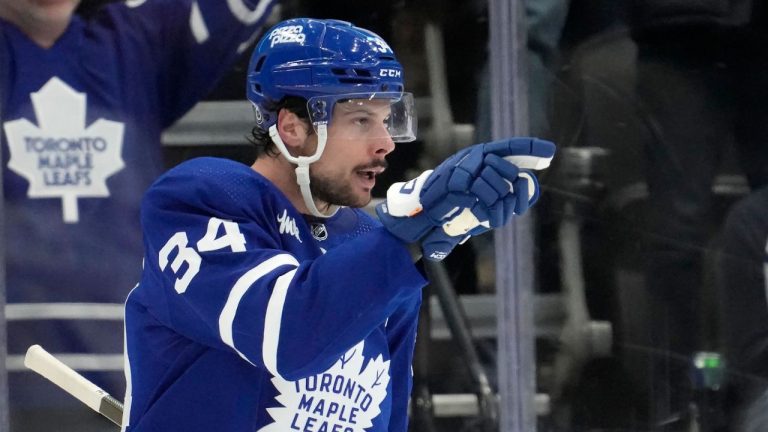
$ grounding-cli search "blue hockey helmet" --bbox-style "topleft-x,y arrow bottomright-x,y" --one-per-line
246,18 -> 416,143
246,18 -> 417,218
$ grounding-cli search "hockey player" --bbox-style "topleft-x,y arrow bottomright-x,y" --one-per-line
0,0 -> 276,429
123,18 -> 556,431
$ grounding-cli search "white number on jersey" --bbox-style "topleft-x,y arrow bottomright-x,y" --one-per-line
197,218 -> 247,252
158,217 -> 247,293
159,232 -> 202,294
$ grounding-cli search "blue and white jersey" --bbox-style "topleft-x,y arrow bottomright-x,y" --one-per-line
124,157 -> 426,432
0,0 -> 276,411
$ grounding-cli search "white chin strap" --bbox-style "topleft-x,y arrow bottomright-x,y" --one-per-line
269,124 -> 340,218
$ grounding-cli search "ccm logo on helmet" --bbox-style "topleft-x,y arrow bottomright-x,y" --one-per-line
379,69 -> 401,78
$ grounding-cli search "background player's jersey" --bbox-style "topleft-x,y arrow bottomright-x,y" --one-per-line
124,157 -> 426,432
0,0 -> 276,412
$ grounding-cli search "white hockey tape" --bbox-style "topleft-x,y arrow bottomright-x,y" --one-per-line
24,345 -> 106,412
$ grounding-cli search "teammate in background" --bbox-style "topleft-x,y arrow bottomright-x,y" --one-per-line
0,0 -> 276,430
122,18 -> 555,431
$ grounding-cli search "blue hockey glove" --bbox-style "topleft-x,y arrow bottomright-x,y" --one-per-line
376,137 -> 556,260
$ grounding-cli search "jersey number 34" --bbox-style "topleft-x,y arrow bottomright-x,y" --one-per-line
158,217 -> 247,293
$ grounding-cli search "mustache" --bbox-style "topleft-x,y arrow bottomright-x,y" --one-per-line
355,160 -> 388,171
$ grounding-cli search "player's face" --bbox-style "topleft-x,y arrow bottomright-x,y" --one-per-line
308,99 -> 396,208
0,0 -> 79,30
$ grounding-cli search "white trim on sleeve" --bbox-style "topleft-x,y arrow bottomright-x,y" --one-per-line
262,269 -> 297,377
218,254 -> 299,364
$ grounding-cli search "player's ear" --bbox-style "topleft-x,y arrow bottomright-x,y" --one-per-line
276,109 -> 310,150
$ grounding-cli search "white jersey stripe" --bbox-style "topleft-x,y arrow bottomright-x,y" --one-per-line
121,286 -> 137,431
262,269 -> 296,377
218,254 -> 299,362
227,0 -> 272,25
6,303 -> 124,320
6,354 -> 124,371
190,1 -> 210,44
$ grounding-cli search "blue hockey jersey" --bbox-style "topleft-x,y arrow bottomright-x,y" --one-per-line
124,157 -> 427,432
0,0 -> 275,414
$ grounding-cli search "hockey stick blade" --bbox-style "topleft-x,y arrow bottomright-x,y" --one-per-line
24,345 -> 124,426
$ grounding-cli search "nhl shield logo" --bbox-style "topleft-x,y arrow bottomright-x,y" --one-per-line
310,223 -> 328,241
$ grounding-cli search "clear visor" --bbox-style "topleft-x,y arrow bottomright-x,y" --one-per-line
306,92 -> 417,143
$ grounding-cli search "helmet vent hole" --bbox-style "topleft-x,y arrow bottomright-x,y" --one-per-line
379,56 -> 395,61
253,84 -> 262,93
331,68 -> 347,76
254,56 -> 266,72
339,78 -> 374,84
353,69 -> 372,77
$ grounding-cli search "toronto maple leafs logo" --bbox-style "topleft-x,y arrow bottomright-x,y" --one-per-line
259,340 -> 390,432
3,77 -> 125,223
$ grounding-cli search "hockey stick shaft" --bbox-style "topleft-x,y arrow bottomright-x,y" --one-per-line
24,345 -> 124,426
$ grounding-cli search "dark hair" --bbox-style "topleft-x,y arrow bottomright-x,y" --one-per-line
248,97 -> 312,159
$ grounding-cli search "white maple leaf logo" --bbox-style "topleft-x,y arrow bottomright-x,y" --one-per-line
259,340 -> 390,432
3,77 -> 125,223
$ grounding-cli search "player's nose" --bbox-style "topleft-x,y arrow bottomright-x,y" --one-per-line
372,125 -> 395,156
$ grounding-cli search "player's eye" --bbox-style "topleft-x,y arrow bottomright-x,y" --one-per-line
353,117 -> 371,128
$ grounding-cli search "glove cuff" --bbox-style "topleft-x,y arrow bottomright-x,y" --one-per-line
376,202 -> 434,243
383,170 -> 433,217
